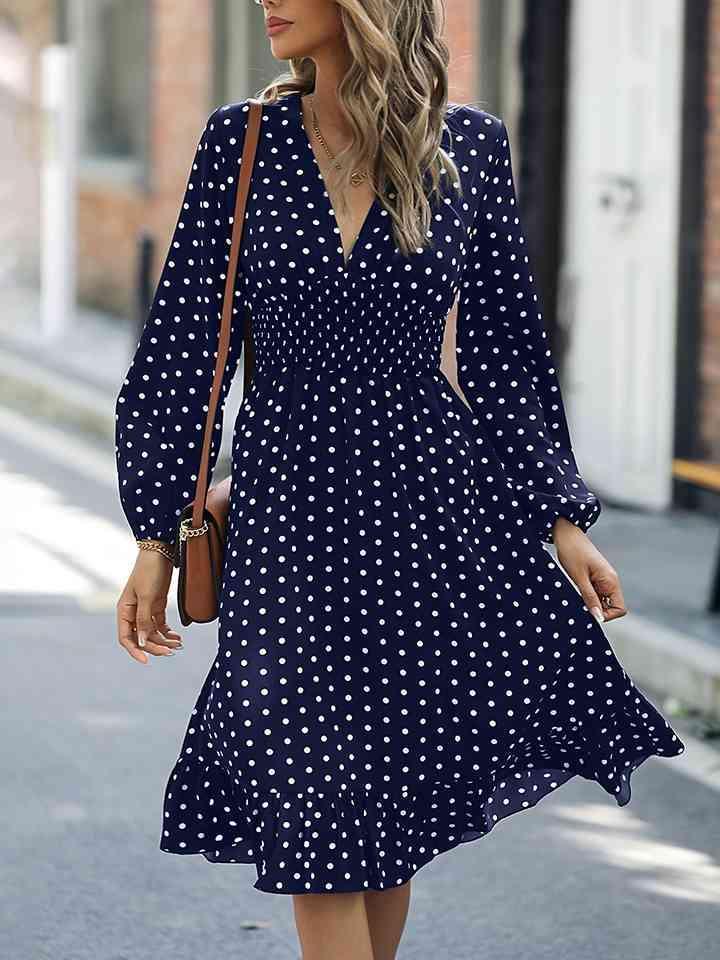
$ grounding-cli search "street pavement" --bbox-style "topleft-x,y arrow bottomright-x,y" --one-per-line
1,405 -> 719,960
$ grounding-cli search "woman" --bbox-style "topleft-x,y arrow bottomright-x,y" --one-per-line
114,1 -> 685,957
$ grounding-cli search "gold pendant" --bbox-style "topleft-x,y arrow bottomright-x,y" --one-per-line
309,95 -> 370,187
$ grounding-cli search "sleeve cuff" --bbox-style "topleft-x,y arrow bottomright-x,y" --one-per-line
511,486 -> 603,545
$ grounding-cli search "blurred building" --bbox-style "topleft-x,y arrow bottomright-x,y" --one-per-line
0,0 -> 717,520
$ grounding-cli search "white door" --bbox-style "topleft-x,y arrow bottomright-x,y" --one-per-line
560,0 -> 685,509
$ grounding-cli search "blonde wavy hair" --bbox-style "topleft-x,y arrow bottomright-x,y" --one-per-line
252,0 -> 463,258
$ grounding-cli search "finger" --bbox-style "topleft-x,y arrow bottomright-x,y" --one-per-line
116,597 -> 137,635
156,620 -> 182,641
136,602 -> 179,654
575,574 -> 605,625
591,570 -> 628,621
120,636 -> 150,664
600,589 -> 628,621
609,577 -> 627,614
138,637 -> 177,657
150,628 -> 183,650
116,597 -> 148,664
136,595 -> 157,649
117,618 -> 149,664
152,610 -> 183,647
147,614 -> 182,649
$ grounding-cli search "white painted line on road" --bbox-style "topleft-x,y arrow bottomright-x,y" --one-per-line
4,533 -> 95,593
0,461 -> 137,597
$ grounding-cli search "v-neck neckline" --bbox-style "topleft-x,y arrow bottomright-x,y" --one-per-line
292,90 -> 379,274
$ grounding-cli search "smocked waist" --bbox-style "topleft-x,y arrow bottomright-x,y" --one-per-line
251,358 -> 442,386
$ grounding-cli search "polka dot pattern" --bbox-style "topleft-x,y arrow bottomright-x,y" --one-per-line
114,92 -> 686,895
457,118 -> 603,545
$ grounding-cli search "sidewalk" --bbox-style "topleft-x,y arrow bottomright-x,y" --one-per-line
2,283 -> 719,719
0,283 -> 244,463
0,284 -> 124,444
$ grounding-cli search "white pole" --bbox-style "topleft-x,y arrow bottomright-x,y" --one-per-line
40,45 -> 77,340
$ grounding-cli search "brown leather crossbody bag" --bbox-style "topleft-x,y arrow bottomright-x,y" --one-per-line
173,99 -> 262,626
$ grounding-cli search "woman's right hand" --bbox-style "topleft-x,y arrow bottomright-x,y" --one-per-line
116,551 -> 184,664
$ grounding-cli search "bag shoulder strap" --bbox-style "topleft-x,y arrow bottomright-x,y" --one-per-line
191,98 -> 262,529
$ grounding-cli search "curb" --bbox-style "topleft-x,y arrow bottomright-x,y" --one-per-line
605,614 -> 720,720
0,348 -> 115,445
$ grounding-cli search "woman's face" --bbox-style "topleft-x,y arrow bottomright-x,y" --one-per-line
255,0 -> 345,59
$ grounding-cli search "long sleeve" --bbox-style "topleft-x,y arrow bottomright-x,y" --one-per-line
456,114 -> 602,545
114,102 -> 249,543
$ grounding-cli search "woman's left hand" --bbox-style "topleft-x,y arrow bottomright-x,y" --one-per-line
552,517 -> 628,625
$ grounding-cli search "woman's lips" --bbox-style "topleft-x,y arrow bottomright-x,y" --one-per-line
267,19 -> 293,36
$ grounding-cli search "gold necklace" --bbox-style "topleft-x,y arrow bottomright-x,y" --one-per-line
308,95 -> 369,186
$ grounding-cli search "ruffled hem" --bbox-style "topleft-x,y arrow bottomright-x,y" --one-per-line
159,719 -> 685,894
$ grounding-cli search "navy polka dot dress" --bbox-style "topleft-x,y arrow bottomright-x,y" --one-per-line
114,91 -> 686,894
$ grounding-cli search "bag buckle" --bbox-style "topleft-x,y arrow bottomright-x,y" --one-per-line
179,517 -> 209,541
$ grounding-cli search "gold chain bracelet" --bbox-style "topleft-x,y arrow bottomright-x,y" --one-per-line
136,538 -> 176,564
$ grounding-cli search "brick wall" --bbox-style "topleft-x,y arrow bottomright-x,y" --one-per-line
446,0 -> 478,103
0,0 -> 215,317
79,0 -> 214,317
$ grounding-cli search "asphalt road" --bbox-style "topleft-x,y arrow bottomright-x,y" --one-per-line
1,407 -> 719,960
